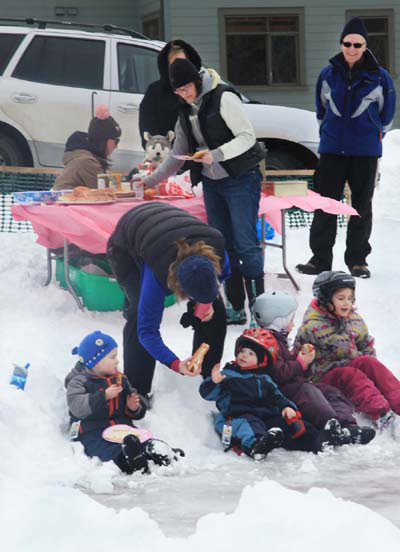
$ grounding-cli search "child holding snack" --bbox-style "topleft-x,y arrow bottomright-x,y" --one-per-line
199,328 -> 359,460
295,271 -> 400,433
65,331 -> 184,474
252,290 -> 375,444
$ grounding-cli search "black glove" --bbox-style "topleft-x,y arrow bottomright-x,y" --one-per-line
179,300 -> 201,330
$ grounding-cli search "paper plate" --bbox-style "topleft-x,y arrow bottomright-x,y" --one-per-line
102,424 -> 153,444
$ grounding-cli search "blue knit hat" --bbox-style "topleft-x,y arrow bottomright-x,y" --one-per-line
177,255 -> 218,303
340,17 -> 368,44
72,331 -> 118,369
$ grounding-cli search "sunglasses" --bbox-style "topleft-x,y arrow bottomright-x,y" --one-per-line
342,42 -> 365,49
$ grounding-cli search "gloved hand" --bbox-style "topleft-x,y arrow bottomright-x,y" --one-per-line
284,410 -> 306,439
180,300 -> 202,330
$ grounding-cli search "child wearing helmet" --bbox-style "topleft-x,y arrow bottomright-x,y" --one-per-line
295,271 -> 400,433
253,291 -> 374,445
199,328 -> 362,460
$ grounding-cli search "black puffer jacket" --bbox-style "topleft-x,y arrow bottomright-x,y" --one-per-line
139,40 -> 202,148
108,202 -> 226,288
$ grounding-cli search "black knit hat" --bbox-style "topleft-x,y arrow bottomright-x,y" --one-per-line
88,105 -> 121,145
340,17 -> 368,44
169,58 -> 201,91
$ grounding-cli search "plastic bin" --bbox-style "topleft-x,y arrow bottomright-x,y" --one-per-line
55,259 -> 176,311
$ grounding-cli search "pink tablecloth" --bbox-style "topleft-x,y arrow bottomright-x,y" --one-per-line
11,191 -> 357,254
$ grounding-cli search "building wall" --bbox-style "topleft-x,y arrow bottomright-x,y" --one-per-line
0,0 -> 140,30
164,0 -> 400,126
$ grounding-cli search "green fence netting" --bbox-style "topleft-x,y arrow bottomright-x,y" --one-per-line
0,171 -> 58,232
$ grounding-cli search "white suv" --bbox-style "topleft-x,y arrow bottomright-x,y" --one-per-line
0,20 -> 319,171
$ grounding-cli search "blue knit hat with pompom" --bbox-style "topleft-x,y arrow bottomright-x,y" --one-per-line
72,331 -> 118,369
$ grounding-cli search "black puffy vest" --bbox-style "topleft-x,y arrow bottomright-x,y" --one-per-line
108,203 -> 226,288
178,84 -> 265,186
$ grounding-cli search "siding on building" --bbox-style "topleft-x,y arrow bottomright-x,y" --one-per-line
163,0 -> 400,126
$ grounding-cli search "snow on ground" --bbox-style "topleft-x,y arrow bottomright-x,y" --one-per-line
1,131 -> 400,550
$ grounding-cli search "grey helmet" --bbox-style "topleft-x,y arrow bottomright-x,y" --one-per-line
253,290 -> 298,331
312,271 -> 355,305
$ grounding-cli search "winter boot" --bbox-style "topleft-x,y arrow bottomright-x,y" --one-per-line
313,418 -> 350,453
248,428 -> 284,461
375,410 -> 395,433
144,438 -> 185,466
342,426 -> 376,445
245,274 -> 265,327
225,301 -> 247,325
122,434 -> 149,474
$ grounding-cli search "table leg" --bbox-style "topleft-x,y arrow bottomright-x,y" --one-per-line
261,212 -> 300,291
280,210 -> 300,291
44,248 -> 53,286
63,239 -> 84,310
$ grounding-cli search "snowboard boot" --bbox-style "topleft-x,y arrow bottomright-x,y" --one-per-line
342,426 -> 376,445
122,434 -> 149,474
144,438 -> 185,467
248,428 -> 284,461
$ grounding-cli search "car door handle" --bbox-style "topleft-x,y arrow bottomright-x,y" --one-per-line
12,93 -> 38,104
117,103 -> 139,113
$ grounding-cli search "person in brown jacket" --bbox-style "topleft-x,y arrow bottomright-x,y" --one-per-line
54,105 -> 121,190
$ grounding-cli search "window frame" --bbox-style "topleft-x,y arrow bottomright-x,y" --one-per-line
346,8 -> 395,75
218,7 -> 306,91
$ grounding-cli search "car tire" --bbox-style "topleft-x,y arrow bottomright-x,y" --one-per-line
0,134 -> 26,166
266,149 -> 306,170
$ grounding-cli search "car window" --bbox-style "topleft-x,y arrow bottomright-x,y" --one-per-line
0,33 -> 26,75
117,44 -> 159,94
12,35 -> 105,89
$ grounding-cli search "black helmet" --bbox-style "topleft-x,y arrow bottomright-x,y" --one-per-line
312,271 -> 355,305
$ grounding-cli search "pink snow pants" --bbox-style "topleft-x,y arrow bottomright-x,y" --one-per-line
320,355 -> 400,420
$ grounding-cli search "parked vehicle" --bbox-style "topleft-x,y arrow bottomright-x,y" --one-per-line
0,19 -> 319,171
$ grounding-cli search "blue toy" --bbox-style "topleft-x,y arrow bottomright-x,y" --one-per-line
10,363 -> 30,390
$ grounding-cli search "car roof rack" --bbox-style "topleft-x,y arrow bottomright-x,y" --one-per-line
0,17 -> 150,40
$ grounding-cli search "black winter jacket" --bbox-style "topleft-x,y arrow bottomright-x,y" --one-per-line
139,40 -> 202,148
107,202 -> 226,289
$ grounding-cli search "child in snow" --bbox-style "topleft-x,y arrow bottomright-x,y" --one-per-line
65,331 -> 184,474
294,271 -> 400,432
252,290 -> 375,444
199,328 -> 361,460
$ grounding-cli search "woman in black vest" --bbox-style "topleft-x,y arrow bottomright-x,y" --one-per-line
107,202 -> 230,396
134,58 -> 266,320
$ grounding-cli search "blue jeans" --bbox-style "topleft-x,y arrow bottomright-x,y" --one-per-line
202,168 -> 263,279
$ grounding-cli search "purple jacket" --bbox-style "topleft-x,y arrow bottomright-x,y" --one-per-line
269,331 -> 310,397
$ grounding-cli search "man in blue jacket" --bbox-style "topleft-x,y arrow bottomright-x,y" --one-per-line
297,17 -> 396,279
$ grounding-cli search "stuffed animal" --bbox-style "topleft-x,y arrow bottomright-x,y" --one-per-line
143,131 -> 175,168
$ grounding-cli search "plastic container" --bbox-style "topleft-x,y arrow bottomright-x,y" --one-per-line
12,190 -> 63,205
56,259 -> 176,311
257,218 -> 275,241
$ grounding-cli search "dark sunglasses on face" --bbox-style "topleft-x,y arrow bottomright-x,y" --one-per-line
342,42 -> 365,49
